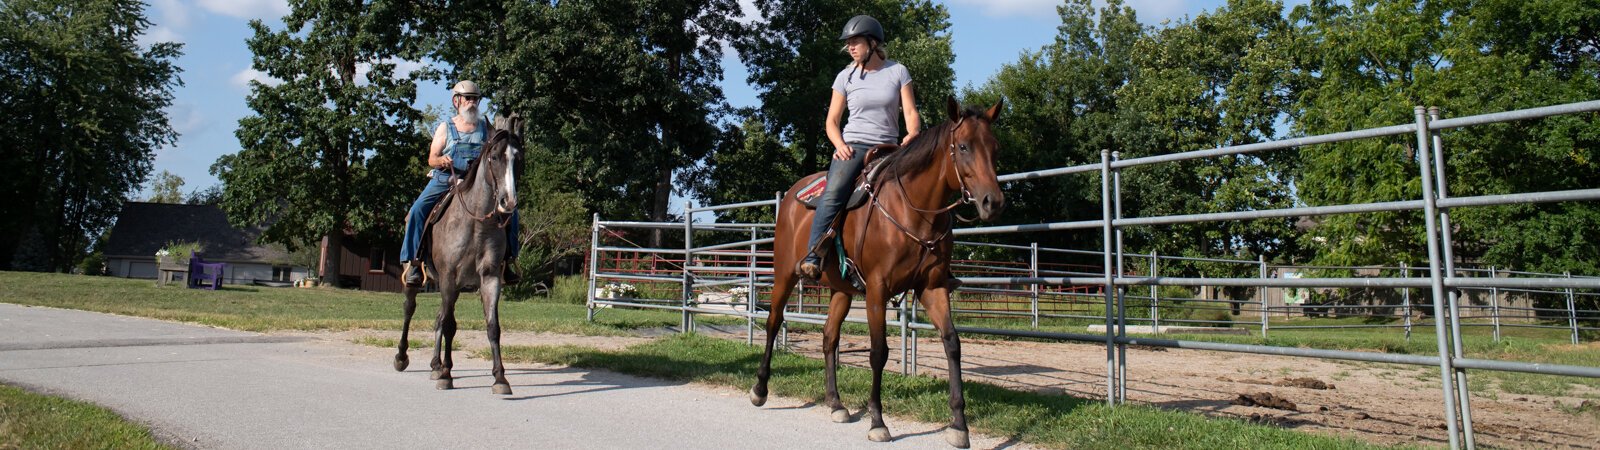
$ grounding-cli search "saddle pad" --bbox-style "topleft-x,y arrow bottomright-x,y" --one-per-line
797,176 -> 871,210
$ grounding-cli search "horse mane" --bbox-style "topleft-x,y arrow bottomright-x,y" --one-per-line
878,107 -> 990,179
455,129 -> 518,192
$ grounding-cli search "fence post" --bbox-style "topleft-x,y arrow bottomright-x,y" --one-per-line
683,202 -> 695,334
901,292 -> 911,375
1151,252 -> 1160,333
1430,106 -> 1476,449
1113,151 -> 1128,403
748,226 -> 758,346
1488,266 -> 1501,342
1568,272 -> 1580,345
1099,149 -> 1117,406
587,213 -> 601,322
1403,262 -> 1412,342
1416,106 -> 1463,450
1031,242 -> 1040,329
1260,255 -> 1269,339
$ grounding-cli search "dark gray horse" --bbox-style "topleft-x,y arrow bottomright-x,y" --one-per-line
393,117 -> 522,395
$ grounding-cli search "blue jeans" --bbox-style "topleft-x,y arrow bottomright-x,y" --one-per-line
804,143 -> 874,260
400,174 -> 520,262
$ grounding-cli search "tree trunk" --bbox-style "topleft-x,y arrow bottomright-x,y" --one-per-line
320,231 -> 344,286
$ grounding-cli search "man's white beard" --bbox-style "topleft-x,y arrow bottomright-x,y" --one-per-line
458,105 -> 479,123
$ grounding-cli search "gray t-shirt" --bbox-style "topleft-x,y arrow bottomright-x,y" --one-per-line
832,60 -> 913,145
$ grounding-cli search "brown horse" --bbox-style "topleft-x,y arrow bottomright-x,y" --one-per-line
750,97 -> 1004,448
393,117 -> 522,395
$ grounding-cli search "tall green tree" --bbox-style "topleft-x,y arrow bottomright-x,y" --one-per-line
1290,0 -> 1600,283
146,171 -> 186,204
0,0 -> 182,272
708,0 -> 955,213
214,0 -> 432,283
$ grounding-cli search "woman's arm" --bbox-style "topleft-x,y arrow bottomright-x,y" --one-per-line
899,82 -> 920,146
824,89 -> 853,160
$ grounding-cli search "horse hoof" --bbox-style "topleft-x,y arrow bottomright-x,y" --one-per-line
831,408 -> 851,423
429,370 -> 444,380
868,427 -> 892,442
435,378 -> 453,390
944,428 -> 970,448
492,384 -> 512,395
748,386 -> 767,407
393,354 -> 409,372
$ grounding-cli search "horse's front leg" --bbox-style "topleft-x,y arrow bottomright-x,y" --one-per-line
864,283 -> 892,442
395,287 -> 419,371
822,290 -> 853,423
433,284 -> 460,390
480,267 -> 511,395
919,284 -> 970,448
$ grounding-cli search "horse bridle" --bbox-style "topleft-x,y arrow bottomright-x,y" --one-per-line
864,116 -> 981,253
448,137 -> 517,229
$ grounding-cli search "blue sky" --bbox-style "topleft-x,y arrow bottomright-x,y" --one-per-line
138,0 -> 1249,201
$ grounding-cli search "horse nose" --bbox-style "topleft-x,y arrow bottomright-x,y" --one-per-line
980,193 -> 1004,220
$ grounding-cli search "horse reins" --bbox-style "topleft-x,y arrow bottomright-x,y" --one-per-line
446,138 -> 516,229
864,117 -> 978,253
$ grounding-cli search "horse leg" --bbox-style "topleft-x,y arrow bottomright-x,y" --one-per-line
920,286 -> 970,448
435,287 -> 460,390
750,267 -> 798,407
394,286 -> 419,371
429,286 -> 448,379
864,286 -> 892,442
480,276 -> 511,395
822,290 -> 853,423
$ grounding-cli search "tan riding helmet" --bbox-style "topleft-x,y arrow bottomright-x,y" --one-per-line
450,80 -> 481,97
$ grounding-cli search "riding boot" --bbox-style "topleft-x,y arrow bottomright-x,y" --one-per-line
502,260 -> 521,286
402,260 -> 423,287
798,249 -> 824,280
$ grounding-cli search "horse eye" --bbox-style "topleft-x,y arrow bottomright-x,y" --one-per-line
959,143 -> 970,153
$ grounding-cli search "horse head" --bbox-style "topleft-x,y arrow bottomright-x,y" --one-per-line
942,96 -> 1005,221
475,115 -> 522,215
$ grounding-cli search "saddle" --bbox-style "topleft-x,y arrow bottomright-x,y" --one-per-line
795,144 -> 899,210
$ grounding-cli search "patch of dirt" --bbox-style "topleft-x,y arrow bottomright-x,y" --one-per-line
1274,377 -> 1335,390
1233,392 -> 1298,411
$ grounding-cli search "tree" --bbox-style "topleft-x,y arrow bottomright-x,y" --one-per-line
214,0 -> 431,284
147,170 -> 185,204
0,0 -> 183,272
434,0 -> 740,247
711,0 -> 955,212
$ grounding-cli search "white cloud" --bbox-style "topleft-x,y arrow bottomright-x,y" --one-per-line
949,0 -> 1060,18
230,68 -> 283,89
736,0 -> 759,23
1124,0 -> 1191,24
166,102 -> 209,136
196,0 -> 290,20
350,58 -> 428,85
152,0 -> 190,28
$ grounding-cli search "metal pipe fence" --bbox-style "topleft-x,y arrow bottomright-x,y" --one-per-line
586,100 -> 1600,449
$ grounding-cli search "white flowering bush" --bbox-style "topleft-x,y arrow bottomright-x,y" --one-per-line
597,282 -> 640,299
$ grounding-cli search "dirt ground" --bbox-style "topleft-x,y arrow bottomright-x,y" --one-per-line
305,328 -> 1600,449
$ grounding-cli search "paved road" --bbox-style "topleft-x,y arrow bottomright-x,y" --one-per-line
0,304 -> 1016,449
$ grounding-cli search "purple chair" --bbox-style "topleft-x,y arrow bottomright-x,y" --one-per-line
187,252 -> 226,290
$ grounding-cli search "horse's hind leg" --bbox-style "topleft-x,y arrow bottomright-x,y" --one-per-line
864,285 -> 892,442
394,287 -> 419,371
822,290 -> 853,423
480,277 -> 511,395
750,268 -> 798,407
919,286 -> 970,448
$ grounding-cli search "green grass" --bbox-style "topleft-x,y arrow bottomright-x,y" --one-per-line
0,271 -> 738,335
490,334 -> 1397,450
351,336 -> 459,350
0,383 -> 173,449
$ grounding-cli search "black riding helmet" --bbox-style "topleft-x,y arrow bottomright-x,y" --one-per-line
839,15 -> 885,42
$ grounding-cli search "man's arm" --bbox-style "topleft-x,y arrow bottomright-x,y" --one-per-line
426,122 -> 451,169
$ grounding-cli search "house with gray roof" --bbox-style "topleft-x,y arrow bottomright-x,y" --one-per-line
103,202 -> 312,285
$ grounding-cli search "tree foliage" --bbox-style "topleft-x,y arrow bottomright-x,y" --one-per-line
0,0 -> 182,272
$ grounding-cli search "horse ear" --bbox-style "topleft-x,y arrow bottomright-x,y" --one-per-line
946,95 -> 960,121
985,98 -> 1004,123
